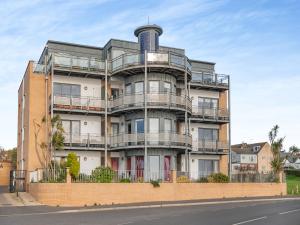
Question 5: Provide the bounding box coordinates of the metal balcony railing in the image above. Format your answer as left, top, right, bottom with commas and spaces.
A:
53, 95, 105, 112
111, 51, 192, 74
192, 107, 229, 121
110, 132, 192, 149
51, 53, 106, 73
32, 62, 45, 73
191, 72, 229, 88
64, 133, 105, 148
111, 92, 192, 112
192, 140, 229, 153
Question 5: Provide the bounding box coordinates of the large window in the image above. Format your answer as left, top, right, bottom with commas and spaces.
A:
149, 118, 159, 133
149, 81, 159, 93
198, 128, 218, 140
54, 83, 80, 97
111, 123, 119, 136
163, 82, 171, 93
134, 82, 144, 94
198, 97, 218, 109
135, 119, 144, 133
164, 119, 172, 132
198, 159, 219, 177
62, 120, 80, 135
125, 84, 132, 95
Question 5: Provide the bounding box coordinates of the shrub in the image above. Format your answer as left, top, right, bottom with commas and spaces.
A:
176, 175, 190, 183
66, 152, 80, 179
207, 173, 229, 183
91, 167, 115, 183
150, 180, 160, 187
197, 177, 208, 183
286, 170, 300, 177
120, 178, 131, 183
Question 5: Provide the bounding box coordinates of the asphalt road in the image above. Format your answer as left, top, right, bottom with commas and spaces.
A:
1, 198, 300, 225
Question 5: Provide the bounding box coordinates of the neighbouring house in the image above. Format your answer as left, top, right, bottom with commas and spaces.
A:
284, 158, 300, 170
17, 24, 230, 186
231, 142, 273, 174
0, 161, 12, 186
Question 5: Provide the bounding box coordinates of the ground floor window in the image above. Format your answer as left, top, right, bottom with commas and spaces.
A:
198, 159, 219, 177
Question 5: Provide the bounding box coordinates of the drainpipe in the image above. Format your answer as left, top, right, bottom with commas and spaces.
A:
105, 59, 108, 167
44, 49, 48, 169
144, 50, 148, 181
184, 57, 188, 173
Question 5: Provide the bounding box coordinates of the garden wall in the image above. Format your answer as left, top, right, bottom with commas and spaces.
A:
29, 182, 286, 206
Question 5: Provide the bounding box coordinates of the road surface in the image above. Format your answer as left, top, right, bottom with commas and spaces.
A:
1, 197, 300, 225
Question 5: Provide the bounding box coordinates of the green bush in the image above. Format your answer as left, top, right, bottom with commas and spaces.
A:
91, 167, 115, 183
286, 170, 300, 177
120, 178, 131, 183
150, 180, 160, 187
66, 152, 80, 179
197, 177, 208, 183
176, 175, 190, 183
207, 173, 229, 183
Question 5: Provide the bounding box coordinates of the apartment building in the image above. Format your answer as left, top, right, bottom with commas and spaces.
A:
231, 142, 273, 174
17, 24, 230, 181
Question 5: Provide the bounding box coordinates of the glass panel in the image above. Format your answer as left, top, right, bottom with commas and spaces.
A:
71, 85, 80, 97
212, 129, 218, 141
71, 121, 80, 135
149, 81, 159, 93
53, 83, 62, 96
125, 84, 132, 95
135, 119, 144, 133
62, 120, 70, 133
135, 82, 144, 94
149, 156, 160, 180
164, 119, 171, 132
198, 128, 218, 140
149, 118, 159, 133
211, 99, 218, 109
164, 82, 171, 93
62, 84, 71, 96
126, 121, 132, 134
112, 123, 119, 135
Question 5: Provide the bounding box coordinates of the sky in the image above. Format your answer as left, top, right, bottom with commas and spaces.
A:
0, 0, 299, 150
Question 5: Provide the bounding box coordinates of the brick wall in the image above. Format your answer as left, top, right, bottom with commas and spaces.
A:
29, 182, 286, 206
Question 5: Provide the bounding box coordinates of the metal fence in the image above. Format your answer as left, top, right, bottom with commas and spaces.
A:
30, 168, 67, 183
231, 172, 283, 183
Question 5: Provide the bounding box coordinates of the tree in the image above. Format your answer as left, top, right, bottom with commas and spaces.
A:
289, 145, 300, 160
66, 152, 80, 179
268, 125, 285, 179
7, 147, 17, 168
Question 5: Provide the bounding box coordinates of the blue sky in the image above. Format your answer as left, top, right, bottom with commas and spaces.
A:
0, 0, 299, 150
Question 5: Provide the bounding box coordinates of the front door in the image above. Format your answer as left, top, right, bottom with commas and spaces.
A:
136, 156, 144, 178
149, 156, 160, 180
164, 156, 171, 181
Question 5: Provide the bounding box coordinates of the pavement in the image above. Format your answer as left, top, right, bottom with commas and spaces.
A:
0, 196, 300, 225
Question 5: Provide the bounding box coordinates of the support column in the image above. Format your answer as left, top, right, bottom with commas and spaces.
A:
104, 59, 108, 167
228, 76, 232, 181
184, 57, 188, 173
144, 50, 148, 181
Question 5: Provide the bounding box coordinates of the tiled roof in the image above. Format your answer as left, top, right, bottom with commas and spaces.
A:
231, 142, 268, 154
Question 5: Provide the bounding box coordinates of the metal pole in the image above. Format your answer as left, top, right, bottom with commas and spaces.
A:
105, 59, 108, 167
184, 57, 188, 173
45, 49, 49, 170
228, 76, 232, 181
144, 50, 148, 181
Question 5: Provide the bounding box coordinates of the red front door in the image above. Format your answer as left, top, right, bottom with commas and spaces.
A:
136, 156, 144, 178
127, 157, 131, 171
111, 158, 119, 171
164, 156, 171, 181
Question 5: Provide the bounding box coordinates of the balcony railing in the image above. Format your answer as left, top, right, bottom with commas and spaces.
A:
64, 133, 105, 148
191, 72, 229, 88
111, 51, 192, 74
192, 140, 229, 153
32, 62, 45, 73
110, 132, 192, 149
51, 53, 106, 73
192, 107, 229, 121
53, 95, 105, 113
111, 92, 192, 113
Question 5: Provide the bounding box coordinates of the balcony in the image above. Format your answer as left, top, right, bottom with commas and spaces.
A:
111, 92, 192, 114
191, 107, 229, 123
53, 95, 105, 114
50, 53, 106, 77
111, 52, 192, 80
192, 140, 229, 154
64, 133, 105, 150
191, 72, 229, 90
110, 132, 192, 150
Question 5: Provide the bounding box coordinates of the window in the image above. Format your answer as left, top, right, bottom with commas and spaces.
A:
198, 128, 218, 140
112, 123, 119, 135
149, 156, 160, 180
54, 83, 80, 97
149, 81, 159, 93
163, 82, 171, 93
149, 118, 159, 133
62, 120, 80, 135
198, 97, 218, 109
125, 84, 132, 95
164, 119, 172, 132
111, 88, 120, 99
135, 119, 144, 133
134, 82, 144, 94
198, 159, 219, 177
